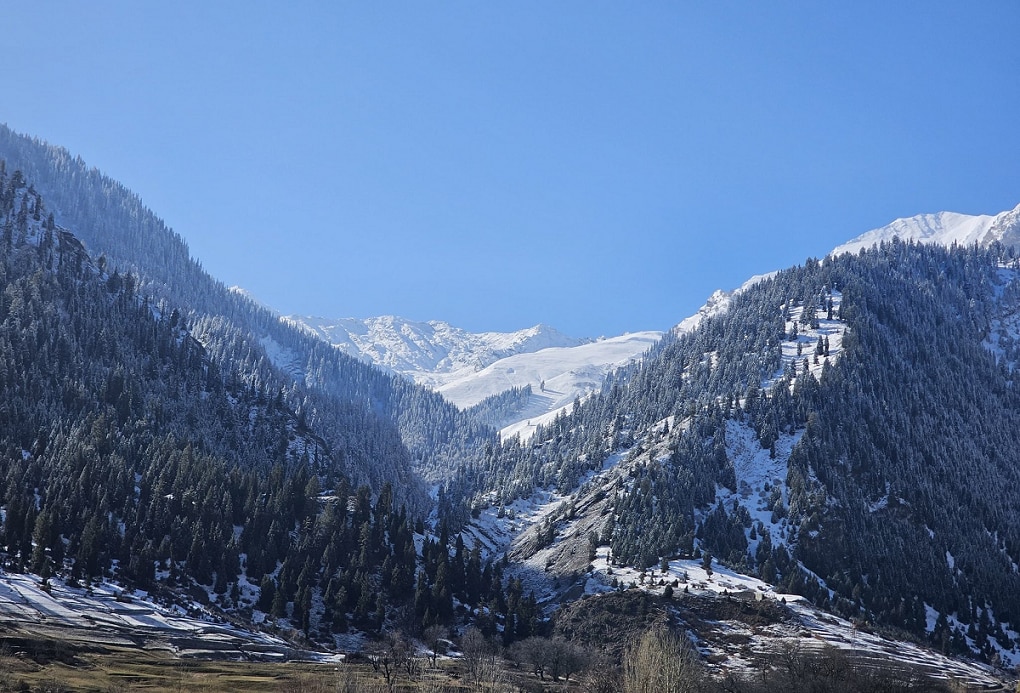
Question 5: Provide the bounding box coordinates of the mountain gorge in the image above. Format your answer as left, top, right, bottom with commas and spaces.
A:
2, 121, 1020, 689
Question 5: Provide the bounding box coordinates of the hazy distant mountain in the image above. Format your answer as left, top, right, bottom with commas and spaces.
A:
287, 314, 663, 437
286, 315, 586, 386
833, 202, 1020, 255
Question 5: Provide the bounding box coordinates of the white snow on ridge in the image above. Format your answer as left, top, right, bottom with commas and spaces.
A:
672, 272, 778, 338
285, 315, 586, 388
286, 313, 662, 440
832, 202, 1020, 256
834, 211, 996, 256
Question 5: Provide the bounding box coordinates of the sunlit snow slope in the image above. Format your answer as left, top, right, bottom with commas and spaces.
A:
440, 331, 662, 439
286, 315, 586, 388
287, 314, 663, 439
833, 202, 1020, 255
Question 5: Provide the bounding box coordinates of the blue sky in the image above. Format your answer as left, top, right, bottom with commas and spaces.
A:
4, 3, 1019, 336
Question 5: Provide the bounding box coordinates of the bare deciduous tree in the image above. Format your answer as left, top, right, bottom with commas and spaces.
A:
423, 624, 447, 668
460, 626, 493, 686
579, 651, 623, 693
623, 626, 701, 693
511, 636, 589, 682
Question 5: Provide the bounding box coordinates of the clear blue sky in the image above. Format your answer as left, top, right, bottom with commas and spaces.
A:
4, 2, 1019, 336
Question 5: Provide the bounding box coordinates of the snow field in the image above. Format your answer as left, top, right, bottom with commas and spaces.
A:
441, 332, 662, 440
285, 316, 587, 388
834, 211, 999, 256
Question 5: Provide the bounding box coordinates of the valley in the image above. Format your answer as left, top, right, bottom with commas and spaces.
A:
1, 124, 1020, 691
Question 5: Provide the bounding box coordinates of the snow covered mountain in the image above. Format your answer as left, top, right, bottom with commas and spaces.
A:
441, 331, 662, 439
285, 315, 586, 388
833, 202, 1020, 255
286, 314, 663, 438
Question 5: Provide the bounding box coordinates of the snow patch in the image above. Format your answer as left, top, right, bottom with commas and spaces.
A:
259, 335, 306, 380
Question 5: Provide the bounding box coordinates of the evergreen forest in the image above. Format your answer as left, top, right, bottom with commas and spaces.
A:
2, 119, 1020, 686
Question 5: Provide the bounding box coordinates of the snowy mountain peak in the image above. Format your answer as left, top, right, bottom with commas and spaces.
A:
285, 313, 662, 438
671, 272, 777, 337
986, 202, 1020, 246
284, 314, 588, 387
832, 202, 1020, 256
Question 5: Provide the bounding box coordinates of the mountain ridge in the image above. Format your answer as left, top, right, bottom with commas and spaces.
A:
833, 202, 1020, 256
0, 122, 493, 487
285, 314, 587, 388
2, 130, 1019, 685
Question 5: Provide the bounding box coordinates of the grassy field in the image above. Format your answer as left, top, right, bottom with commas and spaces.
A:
0, 643, 578, 693
1, 647, 330, 692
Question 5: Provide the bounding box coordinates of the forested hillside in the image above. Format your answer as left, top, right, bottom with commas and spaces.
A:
0, 166, 490, 645
0, 124, 494, 483
3, 134, 1018, 683
466, 239, 1020, 662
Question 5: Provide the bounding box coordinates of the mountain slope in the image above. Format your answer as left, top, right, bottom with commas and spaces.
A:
0, 124, 493, 485
0, 167, 531, 659
465, 239, 1020, 668
287, 315, 586, 387
442, 331, 662, 438
0, 169, 404, 635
